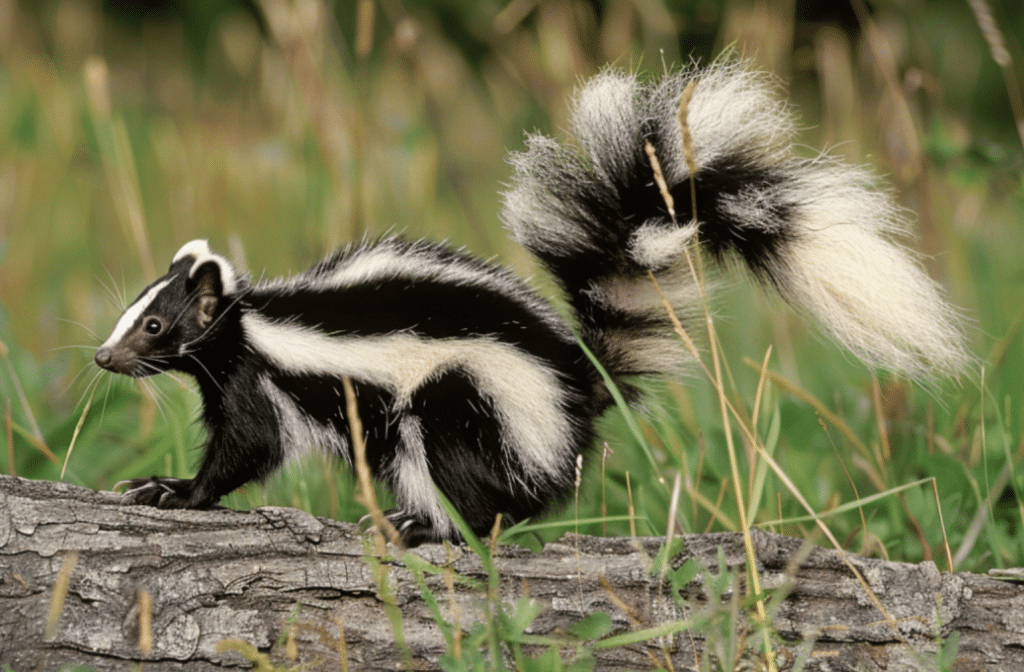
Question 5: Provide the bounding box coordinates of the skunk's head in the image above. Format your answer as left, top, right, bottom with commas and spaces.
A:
95, 240, 238, 378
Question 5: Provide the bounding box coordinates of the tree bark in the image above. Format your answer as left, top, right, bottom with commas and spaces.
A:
1, 474, 1022, 671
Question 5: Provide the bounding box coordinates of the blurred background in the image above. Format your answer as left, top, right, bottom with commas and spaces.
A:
1, 0, 1022, 569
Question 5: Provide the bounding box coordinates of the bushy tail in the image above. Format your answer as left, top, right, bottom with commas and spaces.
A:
502, 61, 969, 387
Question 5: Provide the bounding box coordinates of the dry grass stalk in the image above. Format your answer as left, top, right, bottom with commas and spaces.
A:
46, 552, 78, 640
137, 589, 153, 653
342, 375, 402, 550
967, 0, 1024, 151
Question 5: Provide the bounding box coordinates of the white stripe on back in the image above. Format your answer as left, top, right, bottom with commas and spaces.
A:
242, 313, 573, 480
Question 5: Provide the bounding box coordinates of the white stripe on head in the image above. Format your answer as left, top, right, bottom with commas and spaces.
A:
100, 278, 173, 349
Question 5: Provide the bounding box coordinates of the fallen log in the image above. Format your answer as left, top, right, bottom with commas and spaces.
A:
0, 474, 1022, 670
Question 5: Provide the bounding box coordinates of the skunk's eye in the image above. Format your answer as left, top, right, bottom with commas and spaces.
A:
143, 317, 163, 335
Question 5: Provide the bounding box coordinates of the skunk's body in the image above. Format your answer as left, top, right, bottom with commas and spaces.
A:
95, 63, 968, 546
96, 238, 596, 544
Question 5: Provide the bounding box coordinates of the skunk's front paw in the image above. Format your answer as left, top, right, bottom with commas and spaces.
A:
382, 509, 460, 548
116, 476, 196, 508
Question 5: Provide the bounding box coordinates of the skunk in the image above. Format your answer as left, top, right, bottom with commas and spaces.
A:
94, 62, 968, 546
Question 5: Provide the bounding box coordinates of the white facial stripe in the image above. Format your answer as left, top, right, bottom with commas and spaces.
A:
101, 278, 173, 349
242, 313, 573, 480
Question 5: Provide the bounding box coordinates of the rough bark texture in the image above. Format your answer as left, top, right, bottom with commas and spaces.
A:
1, 474, 1022, 671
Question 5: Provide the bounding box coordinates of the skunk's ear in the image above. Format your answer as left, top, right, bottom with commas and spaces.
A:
188, 260, 226, 331
173, 240, 238, 331
172, 239, 239, 295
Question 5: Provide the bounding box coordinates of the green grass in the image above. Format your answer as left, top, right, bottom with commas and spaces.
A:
1, 0, 1023, 666
2, 0, 1022, 564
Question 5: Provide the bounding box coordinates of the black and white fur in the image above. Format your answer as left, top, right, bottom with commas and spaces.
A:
95, 62, 968, 546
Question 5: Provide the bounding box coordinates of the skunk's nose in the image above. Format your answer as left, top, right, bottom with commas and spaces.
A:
94, 344, 148, 377
94, 346, 112, 370
95, 346, 132, 374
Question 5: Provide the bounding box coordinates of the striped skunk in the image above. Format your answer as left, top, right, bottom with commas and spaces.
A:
94, 62, 968, 546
